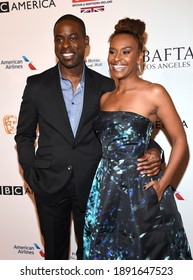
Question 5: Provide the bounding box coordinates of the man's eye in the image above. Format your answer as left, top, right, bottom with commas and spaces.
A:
70, 36, 78, 41
55, 38, 63, 43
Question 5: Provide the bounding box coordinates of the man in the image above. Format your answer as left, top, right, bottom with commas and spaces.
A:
15, 14, 162, 260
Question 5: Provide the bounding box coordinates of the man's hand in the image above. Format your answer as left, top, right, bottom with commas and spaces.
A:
137, 148, 162, 176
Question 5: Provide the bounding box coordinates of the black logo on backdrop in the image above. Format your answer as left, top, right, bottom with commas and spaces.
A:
143, 47, 193, 70
0, 186, 33, 195
0, 186, 23, 195
0, 0, 56, 13
0, 2, 9, 12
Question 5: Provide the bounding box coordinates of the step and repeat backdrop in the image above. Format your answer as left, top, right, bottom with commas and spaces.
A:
0, 0, 193, 260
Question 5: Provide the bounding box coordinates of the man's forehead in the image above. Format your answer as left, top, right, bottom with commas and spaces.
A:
54, 19, 84, 35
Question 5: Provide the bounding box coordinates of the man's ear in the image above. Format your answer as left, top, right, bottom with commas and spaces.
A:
85, 35, 90, 48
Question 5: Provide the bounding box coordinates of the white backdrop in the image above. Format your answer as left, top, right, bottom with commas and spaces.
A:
0, 0, 192, 260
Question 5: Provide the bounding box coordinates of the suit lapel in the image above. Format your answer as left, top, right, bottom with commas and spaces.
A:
48, 65, 74, 142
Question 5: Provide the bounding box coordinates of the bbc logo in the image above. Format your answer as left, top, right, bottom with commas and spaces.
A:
0, 186, 23, 195
0, 2, 9, 13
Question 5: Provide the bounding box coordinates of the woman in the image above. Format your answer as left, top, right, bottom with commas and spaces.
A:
83, 17, 192, 260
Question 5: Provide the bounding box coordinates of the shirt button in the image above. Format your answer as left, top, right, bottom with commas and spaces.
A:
67, 166, 72, 171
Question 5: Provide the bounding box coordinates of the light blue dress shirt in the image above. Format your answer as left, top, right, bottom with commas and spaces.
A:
59, 64, 85, 137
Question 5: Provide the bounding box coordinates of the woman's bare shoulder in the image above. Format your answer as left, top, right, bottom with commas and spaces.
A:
101, 91, 113, 100
143, 82, 169, 100
149, 82, 167, 92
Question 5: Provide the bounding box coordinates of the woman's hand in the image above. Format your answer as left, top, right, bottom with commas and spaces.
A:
143, 180, 165, 202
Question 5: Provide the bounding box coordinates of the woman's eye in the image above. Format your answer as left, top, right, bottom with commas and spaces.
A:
123, 51, 130, 55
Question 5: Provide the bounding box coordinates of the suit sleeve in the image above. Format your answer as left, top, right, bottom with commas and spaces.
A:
15, 77, 38, 171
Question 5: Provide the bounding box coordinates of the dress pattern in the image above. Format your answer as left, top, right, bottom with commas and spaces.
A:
83, 111, 192, 260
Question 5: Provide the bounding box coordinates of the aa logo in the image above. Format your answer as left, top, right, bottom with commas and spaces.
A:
22, 56, 36, 70
175, 192, 185, 200
34, 243, 45, 257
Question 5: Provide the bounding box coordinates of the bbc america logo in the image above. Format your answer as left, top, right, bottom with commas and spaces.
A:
0, 186, 34, 195
0, 186, 23, 195
0, 2, 9, 12
0, 1, 56, 12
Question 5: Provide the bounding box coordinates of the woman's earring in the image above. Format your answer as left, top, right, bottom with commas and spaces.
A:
137, 63, 143, 76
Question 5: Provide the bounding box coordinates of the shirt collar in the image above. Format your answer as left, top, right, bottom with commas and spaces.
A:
58, 63, 85, 88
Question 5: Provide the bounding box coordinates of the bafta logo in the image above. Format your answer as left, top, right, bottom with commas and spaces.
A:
3, 115, 17, 134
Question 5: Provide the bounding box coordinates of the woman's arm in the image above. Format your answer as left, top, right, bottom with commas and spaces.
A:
144, 84, 187, 201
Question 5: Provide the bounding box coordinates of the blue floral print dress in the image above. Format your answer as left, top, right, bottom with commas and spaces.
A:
83, 111, 192, 260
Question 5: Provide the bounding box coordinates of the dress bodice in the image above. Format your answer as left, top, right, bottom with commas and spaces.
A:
93, 111, 153, 160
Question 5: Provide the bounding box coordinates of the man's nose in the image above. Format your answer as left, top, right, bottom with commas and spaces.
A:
62, 38, 71, 48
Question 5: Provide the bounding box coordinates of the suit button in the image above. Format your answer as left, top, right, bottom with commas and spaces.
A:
67, 166, 72, 171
